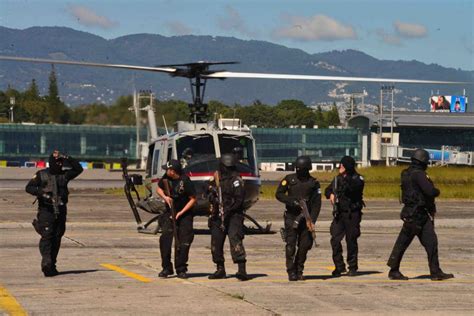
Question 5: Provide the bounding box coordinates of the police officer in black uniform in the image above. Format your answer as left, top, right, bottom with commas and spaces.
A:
156, 159, 197, 279
208, 153, 249, 281
324, 156, 364, 277
387, 149, 454, 281
276, 156, 321, 281
26, 150, 83, 277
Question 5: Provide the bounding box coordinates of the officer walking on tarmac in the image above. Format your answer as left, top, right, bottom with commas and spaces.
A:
208, 153, 249, 281
276, 156, 321, 281
387, 149, 454, 281
156, 159, 197, 279
324, 156, 365, 277
26, 150, 83, 277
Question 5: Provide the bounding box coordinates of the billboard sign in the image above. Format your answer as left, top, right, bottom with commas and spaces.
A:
430, 95, 467, 113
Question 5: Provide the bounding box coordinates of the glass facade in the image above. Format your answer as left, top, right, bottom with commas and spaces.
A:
251, 128, 362, 162
0, 123, 147, 161
0, 124, 362, 163
398, 127, 474, 151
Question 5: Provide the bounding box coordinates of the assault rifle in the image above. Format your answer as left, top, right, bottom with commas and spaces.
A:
213, 171, 226, 231
298, 199, 318, 247
162, 179, 180, 252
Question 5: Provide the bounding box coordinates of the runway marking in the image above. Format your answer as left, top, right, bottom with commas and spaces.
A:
0, 285, 27, 316
101, 264, 151, 283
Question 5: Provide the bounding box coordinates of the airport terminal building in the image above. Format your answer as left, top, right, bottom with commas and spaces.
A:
0, 110, 473, 168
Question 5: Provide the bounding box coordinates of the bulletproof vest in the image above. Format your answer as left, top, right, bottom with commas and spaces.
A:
285, 174, 318, 212
400, 167, 424, 207
335, 173, 364, 211
220, 172, 244, 211
39, 170, 69, 205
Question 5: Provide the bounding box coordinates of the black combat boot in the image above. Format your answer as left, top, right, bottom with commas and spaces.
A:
332, 267, 347, 277
288, 272, 298, 281
431, 271, 454, 281
296, 272, 305, 281
388, 269, 409, 280
208, 264, 226, 279
158, 268, 174, 278
236, 262, 250, 281
347, 269, 358, 277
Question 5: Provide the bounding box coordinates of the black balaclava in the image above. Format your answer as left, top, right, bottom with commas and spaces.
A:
411, 158, 428, 171
48, 154, 63, 175
340, 156, 356, 174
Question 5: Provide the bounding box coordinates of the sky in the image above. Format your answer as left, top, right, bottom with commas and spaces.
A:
1, 0, 473, 70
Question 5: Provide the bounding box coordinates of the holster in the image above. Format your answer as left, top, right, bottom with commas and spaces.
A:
279, 227, 287, 242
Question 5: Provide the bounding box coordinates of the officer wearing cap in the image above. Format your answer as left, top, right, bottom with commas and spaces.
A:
156, 159, 197, 279
208, 153, 249, 281
324, 156, 365, 277
387, 149, 454, 281
25, 150, 83, 277
276, 156, 321, 281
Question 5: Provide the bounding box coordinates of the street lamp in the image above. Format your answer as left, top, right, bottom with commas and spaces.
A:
9, 96, 15, 123
380, 85, 395, 165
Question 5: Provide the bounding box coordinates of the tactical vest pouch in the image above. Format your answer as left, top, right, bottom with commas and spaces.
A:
32, 219, 41, 235
400, 205, 417, 221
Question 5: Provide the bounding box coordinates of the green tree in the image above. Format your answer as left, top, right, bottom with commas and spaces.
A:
47, 66, 69, 123
325, 103, 341, 126
315, 105, 327, 128
24, 79, 40, 101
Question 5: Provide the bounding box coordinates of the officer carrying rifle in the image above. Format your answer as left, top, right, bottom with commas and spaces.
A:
325, 156, 365, 277
276, 156, 321, 281
26, 150, 83, 277
208, 154, 249, 281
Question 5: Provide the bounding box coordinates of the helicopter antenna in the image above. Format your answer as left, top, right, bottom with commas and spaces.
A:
162, 115, 169, 134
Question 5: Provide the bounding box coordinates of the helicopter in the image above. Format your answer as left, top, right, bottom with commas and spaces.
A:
0, 55, 469, 234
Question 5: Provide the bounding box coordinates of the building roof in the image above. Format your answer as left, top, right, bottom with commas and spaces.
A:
349, 111, 474, 129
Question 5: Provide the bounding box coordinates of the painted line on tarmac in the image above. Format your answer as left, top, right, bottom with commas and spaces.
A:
101, 264, 152, 283
0, 285, 27, 316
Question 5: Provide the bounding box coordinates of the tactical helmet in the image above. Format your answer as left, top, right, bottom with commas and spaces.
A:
411, 149, 430, 164
340, 156, 356, 171
220, 153, 237, 167
295, 156, 312, 171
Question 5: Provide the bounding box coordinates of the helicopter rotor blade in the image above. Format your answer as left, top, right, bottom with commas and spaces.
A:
0, 55, 177, 74
205, 71, 471, 85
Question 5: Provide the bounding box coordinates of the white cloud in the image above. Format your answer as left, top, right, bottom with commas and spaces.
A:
376, 29, 402, 46
68, 5, 118, 29
165, 21, 194, 36
217, 5, 256, 37
394, 21, 427, 38
274, 14, 357, 41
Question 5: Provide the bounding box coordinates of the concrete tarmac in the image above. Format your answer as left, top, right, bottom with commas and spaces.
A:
0, 184, 473, 315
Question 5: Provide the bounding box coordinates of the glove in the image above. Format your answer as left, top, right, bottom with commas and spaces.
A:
59, 152, 69, 160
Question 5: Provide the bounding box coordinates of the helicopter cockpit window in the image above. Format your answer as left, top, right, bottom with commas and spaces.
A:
176, 134, 217, 173
218, 134, 256, 174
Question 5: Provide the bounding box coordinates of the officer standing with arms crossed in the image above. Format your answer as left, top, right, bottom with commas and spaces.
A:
208, 153, 249, 281
276, 156, 321, 281
26, 150, 83, 277
156, 159, 197, 279
387, 149, 454, 281
325, 156, 364, 277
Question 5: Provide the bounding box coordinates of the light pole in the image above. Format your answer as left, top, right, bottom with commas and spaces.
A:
9, 96, 15, 123
380, 85, 395, 165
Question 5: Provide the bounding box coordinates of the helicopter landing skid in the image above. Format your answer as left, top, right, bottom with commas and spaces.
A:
243, 213, 273, 234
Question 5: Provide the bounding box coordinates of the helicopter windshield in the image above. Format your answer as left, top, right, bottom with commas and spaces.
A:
176, 134, 218, 174
218, 134, 256, 174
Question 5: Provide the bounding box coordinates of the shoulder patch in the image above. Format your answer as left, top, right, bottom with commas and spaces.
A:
233, 180, 241, 187
426, 175, 430, 179
281, 180, 287, 186
32, 174, 37, 179
317, 188, 321, 194
359, 175, 364, 181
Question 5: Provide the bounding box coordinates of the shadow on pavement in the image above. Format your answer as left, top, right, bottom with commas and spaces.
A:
349, 270, 382, 276
58, 269, 99, 275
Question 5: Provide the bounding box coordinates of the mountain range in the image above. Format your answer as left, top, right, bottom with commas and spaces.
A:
0, 26, 472, 110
